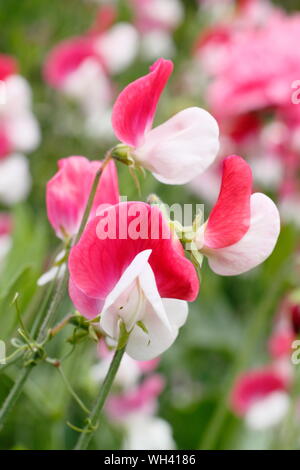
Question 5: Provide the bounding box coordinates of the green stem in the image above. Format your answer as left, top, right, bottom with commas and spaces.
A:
36, 266, 69, 343
74, 153, 111, 246
0, 365, 34, 429
74, 346, 126, 450
57, 366, 90, 415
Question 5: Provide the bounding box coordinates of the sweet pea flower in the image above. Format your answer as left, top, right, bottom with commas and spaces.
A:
231, 367, 290, 430
69, 202, 199, 360
46, 156, 119, 240
194, 155, 280, 275
112, 58, 219, 185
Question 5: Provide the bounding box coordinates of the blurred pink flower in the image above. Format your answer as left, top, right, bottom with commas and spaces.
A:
130, 0, 183, 33
46, 156, 119, 239
231, 367, 290, 429
0, 53, 18, 81
106, 374, 165, 421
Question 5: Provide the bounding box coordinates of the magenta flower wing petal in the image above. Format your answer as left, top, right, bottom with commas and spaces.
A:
69, 278, 104, 319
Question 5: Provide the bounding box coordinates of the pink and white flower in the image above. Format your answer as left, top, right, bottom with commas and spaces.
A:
194, 155, 280, 275
69, 202, 199, 360
46, 156, 119, 240
231, 367, 290, 430
112, 58, 219, 185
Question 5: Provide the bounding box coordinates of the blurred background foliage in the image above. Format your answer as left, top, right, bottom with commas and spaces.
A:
0, 0, 299, 450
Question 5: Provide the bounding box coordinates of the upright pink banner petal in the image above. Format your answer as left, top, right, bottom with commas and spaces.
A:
111, 58, 173, 147
204, 155, 252, 249
46, 156, 119, 239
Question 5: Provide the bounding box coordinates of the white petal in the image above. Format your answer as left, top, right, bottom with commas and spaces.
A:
100, 250, 188, 360
7, 112, 40, 153
206, 193, 280, 276
4, 75, 32, 113
123, 415, 176, 450
136, 107, 219, 185
95, 23, 138, 74
245, 391, 289, 430
100, 250, 152, 338
63, 58, 112, 113
138, 0, 183, 31
0, 154, 31, 205
162, 298, 188, 330
141, 31, 175, 61
37, 263, 66, 287
126, 294, 188, 361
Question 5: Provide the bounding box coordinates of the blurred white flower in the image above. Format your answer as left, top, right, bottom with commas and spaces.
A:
123, 415, 176, 450
0, 153, 31, 205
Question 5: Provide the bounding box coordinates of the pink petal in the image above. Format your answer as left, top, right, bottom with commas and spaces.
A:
69, 278, 104, 319
268, 330, 295, 359
69, 202, 199, 302
0, 212, 13, 236
46, 156, 119, 239
111, 58, 173, 147
43, 36, 101, 88
0, 54, 18, 81
106, 374, 164, 420
205, 193, 280, 276
204, 155, 252, 249
138, 358, 160, 373
231, 367, 288, 416
0, 127, 12, 159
